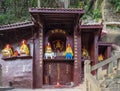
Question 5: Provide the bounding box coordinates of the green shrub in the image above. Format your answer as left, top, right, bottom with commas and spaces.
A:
109, 0, 120, 12
92, 9, 102, 20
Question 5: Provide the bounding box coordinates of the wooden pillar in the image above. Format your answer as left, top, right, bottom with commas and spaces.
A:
33, 27, 43, 88
94, 33, 99, 65
91, 32, 99, 75
39, 27, 43, 87
0, 65, 2, 86
73, 25, 81, 86
117, 58, 120, 71
106, 46, 111, 58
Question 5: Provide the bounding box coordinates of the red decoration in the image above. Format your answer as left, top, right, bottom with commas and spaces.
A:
55, 82, 61, 88
13, 50, 19, 56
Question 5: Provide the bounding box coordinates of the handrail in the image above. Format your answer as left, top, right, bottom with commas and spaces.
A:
86, 73, 101, 91
84, 53, 120, 91
92, 54, 120, 71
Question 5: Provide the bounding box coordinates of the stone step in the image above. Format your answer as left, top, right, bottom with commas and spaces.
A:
0, 86, 13, 91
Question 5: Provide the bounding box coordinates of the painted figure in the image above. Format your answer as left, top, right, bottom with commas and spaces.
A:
13, 50, 19, 57
20, 39, 30, 56
64, 43, 73, 59
82, 47, 89, 59
98, 54, 104, 61
45, 42, 55, 59
2, 44, 13, 57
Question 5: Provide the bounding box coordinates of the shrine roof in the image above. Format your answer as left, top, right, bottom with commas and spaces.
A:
0, 21, 34, 31
98, 42, 113, 46
29, 8, 85, 30
79, 24, 103, 40
80, 24, 103, 30
29, 7, 85, 13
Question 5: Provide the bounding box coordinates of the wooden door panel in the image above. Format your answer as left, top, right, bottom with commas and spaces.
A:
43, 61, 73, 85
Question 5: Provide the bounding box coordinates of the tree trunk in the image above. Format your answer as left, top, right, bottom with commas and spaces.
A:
64, 0, 70, 9
38, 0, 41, 7
94, 0, 98, 10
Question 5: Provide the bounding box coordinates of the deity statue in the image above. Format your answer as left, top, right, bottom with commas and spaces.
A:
45, 42, 52, 53
64, 43, 73, 59
2, 44, 13, 57
20, 39, 30, 56
98, 54, 104, 62
45, 42, 55, 59
82, 47, 89, 59
56, 40, 61, 50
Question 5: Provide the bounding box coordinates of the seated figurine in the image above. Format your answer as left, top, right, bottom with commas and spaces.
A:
2, 44, 13, 57
82, 47, 89, 59
64, 43, 73, 59
44, 42, 55, 59
98, 54, 104, 62
20, 39, 30, 56
13, 50, 19, 57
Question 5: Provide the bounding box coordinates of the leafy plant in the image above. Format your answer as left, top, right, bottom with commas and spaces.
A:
92, 9, 102, 20
109, 0, 120, 12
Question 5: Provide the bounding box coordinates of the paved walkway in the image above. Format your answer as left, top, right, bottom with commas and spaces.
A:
6, 88, 83, 91
6, 84, 86, 91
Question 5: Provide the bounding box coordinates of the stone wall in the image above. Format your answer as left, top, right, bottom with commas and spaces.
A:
102, 26, 120, 46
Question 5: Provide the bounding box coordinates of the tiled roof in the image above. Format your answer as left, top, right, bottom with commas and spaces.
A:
29, 7, 85, 14
80, 24, 103, 29
0, 21, 34, 31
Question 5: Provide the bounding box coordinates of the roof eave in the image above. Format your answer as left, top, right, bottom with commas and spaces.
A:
29, 8, 85, 14
0, 21, 34, 31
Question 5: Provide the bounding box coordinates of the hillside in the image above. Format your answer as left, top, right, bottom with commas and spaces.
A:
0, 0, 120, 24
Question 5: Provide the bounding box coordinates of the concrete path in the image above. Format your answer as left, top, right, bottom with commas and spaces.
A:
6, 84, 86, 91
6, 88, 83, 91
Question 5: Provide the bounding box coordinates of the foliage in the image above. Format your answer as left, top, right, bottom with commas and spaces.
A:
0, 0, 34, 25
92, 9, 102, 20
109, 0, 120, 12
0, 0, 116, 25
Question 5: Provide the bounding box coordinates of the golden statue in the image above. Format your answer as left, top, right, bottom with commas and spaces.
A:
45, 42, 53, 53
64, 43, 73, 59
20, 39, 30, 56
82, 47, 89, 59
98, 54, 104, 61
2, 44, 13, 57
45, 42, 55, 59
56, 41, 61, 49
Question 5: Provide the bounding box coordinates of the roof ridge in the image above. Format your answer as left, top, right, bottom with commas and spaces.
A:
30, 7, 83, 10
0, 21, 34, 31
0, 21, 33, 29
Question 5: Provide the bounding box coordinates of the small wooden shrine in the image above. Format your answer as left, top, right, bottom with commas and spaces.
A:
0, 8, 112, 88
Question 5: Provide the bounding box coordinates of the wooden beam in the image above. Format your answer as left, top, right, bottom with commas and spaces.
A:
42, 13, 75, 17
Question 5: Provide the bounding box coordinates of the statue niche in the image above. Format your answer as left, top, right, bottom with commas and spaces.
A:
53, 40, 64, 57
